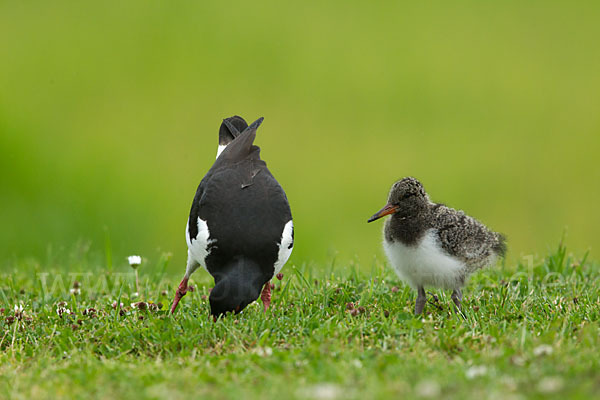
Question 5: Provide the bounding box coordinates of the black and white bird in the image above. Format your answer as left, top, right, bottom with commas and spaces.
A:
368, 177, 505, 315
170, 116, 294, 318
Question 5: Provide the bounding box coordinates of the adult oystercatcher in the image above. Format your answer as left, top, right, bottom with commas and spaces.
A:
368, 177, 505, 315
170, 116, 294, 318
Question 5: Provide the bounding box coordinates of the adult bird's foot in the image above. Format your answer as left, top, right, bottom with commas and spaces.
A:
260, 281, 272, 312
414, 286, 426, 315
451, 288, 462, 313
170, 277, 189, 314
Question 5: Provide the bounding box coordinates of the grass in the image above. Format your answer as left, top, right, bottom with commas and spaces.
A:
1, 242, 599, 399
2, 0, 600, 265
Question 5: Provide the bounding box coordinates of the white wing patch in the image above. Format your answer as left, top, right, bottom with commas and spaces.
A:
383, 229, 465, 290
273, 220, 294, 275
216, 144, 227, 159
185, 217, 213, 276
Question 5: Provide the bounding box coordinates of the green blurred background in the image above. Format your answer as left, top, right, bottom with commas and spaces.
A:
1, 1, 599, 272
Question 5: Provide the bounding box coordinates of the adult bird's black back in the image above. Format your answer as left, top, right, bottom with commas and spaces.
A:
171, 116, 294, 319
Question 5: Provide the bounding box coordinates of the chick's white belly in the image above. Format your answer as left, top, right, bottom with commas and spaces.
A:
383, 230, 465, 290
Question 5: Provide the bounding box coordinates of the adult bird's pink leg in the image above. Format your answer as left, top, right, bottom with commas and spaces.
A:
170, 277, 189, 314
260, 281, 272, 312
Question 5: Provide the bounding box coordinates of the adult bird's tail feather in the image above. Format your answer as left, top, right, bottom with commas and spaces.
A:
216, 117, 265, 163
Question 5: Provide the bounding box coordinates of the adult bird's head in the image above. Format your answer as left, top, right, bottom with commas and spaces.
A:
368, 177, 430, 222
209, 258, 266, 319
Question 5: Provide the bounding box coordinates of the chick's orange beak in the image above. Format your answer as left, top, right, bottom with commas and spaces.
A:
367, 204, 399, 223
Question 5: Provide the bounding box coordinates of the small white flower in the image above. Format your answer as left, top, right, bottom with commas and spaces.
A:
415, 380, 441, 398
302, 384, 342, 400
56, 306, 70, 316
465, 365, 488, 379
130, 301, 148, 310
510, 355, 526, 366
128, 255, 142, 268
131, 292, 139, 298
537, 376, 564, 393
500, 376, 518, 391
253, 347, 273, 357
14, 304, 24, 313
69, 288, 81, 295
533, 344, 553, 357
